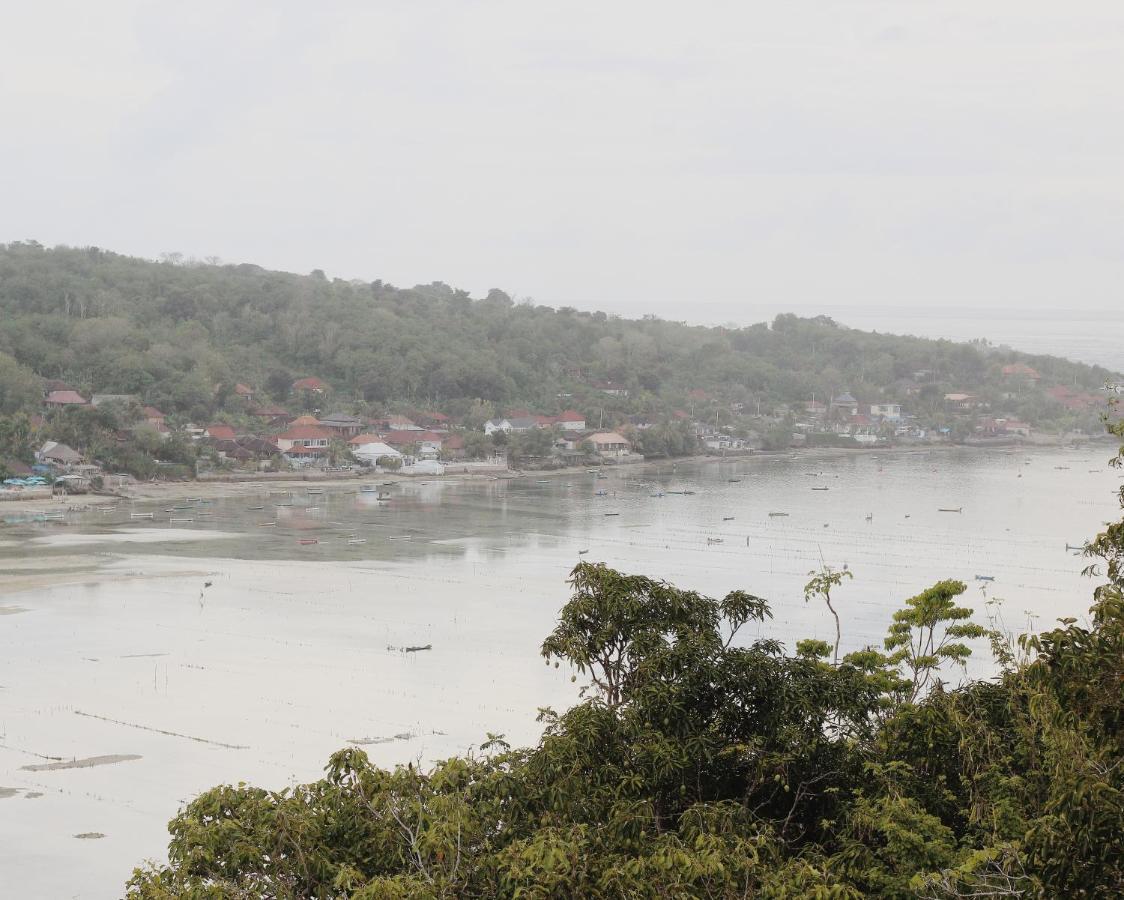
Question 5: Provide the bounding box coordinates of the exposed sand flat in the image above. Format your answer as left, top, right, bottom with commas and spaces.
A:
0, 605, 28, 616
21, 754, 142, 772
30, 529, 242, 547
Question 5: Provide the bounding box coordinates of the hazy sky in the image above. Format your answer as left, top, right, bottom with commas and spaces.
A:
3, 2, 1124, 322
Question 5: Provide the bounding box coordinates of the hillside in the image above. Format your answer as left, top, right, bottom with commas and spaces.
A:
0, 241, 1118, 478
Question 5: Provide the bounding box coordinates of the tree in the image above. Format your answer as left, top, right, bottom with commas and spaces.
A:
804, 564, 853, 665
883, 579, 987, 702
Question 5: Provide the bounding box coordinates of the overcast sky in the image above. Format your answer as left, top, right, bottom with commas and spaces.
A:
3, 1, 1124, 324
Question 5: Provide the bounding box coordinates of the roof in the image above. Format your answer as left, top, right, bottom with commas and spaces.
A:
556, 410, 585, 421
251, 405, 289, 417
39, 441, 82, 462
381, 430, 443, 446
833, 392, 857, 404
385, 415, 417, 426
945, 393, 975, 401
291, 414, 321, 426
349, 440, 401, 457
277, 424, 332, 440
205, 424, 237, 440
319, 413, 363, 426
1002, 363, 1039, 377
292, 376, 328, 391
507, 416, 540, 429
2, 458, 33, 476
234, 383, 254, 394
45, 390, 87, 405
589, 431, 629, 445
417, 411, 450, 422
143, 405, 165, 419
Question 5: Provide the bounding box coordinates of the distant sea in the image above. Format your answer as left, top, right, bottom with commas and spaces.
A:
821, 305, 1123, 374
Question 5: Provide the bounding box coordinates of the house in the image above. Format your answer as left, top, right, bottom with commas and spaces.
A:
292, 376, 328, 394
441, 433, 466, 459
1045, 385, 1100, 411
36, 441, 83, 467
348, 435, 403, 466
868, 403, 902, 422
830, 392, 859, 416
1003, 419, 1031, 437
944, 393, 979, 410
318, 412, 365, 438
44, 390, 87, 408
592, 381, 630, 397
381, 430, 444, 451
484, 418, 512, 435
233, 383, 255, 402
204, 424, 237, 441
273, 424, 332, 455
804, 400, 827, 418
385, 415, 422, 431
507, 416, 540, 432
415, 411, 451, 429
554, 410, 586, 431
703, 434, 752, 452
588, 431, 631, 458
143, 406, 166, 426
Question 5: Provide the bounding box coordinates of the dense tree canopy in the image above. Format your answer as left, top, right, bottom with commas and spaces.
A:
0, 242, 1115, 434
127, 418, 1124, 898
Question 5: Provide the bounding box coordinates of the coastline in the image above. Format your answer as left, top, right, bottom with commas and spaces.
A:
2, 436, 1107, 515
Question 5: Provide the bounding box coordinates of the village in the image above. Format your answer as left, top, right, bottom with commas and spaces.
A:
1, 360, 1113, 502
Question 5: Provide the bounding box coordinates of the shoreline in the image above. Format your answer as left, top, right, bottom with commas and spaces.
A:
2, 437, 1108, 515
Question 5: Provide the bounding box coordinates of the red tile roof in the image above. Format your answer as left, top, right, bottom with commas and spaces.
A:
205, 424, 237, 440
277, 424, 332, 440
45, 390, 87, 405
292, 376, 328, 391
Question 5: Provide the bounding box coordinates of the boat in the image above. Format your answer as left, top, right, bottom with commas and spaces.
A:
307, 489, 325, 495
768, 512, 788, 517
360, 485, 379, 493
578, 549, 589, 555
347, 538, 367, 545
298, 538, 319, 545
727, 478, 742, 483
707, 537, 723, 544
595, 489, 608, 496
129, 512, 154, 519
185, 497, 201, 502
974, 575, 995, 582
811, 486, 829, 491
247, 505, 264, 510
938, 507, 963, 513
723, 516, 735, 521
306, 506, 319, 511
169, 517, 194, 523
404, 644, 432, 653
257, 521, 277, 527
42, 513, 64, 520
536, 479, 550, 483
604, 512, 620, 516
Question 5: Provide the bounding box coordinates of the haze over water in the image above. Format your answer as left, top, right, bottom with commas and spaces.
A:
0, 445, 1120, 897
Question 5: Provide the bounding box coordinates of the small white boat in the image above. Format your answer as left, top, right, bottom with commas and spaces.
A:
257, 521, 277, 527
347, 538, 367, 545
169, 517, 194, 523
130, 512, 154, 519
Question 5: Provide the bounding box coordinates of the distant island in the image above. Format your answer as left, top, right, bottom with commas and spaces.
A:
0, 241, 1119, 489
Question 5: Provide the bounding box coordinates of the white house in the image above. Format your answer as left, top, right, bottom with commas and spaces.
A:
588, 431, 632, 458
348, 435, 403, 466
868, 403, 902, 421
484, 418, 512, 435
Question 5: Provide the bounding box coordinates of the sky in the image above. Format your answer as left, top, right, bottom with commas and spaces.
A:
3, 1, 1124, 326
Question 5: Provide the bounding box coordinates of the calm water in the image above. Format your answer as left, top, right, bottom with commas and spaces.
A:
1, 446, 1120, 898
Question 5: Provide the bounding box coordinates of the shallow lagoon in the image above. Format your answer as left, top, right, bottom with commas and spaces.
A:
0, 446, 1120, 898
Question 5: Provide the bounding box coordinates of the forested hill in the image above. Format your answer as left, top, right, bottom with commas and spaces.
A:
0, 241, 1116, 428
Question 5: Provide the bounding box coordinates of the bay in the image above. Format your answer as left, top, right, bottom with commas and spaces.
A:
0, 444, 1120, 898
